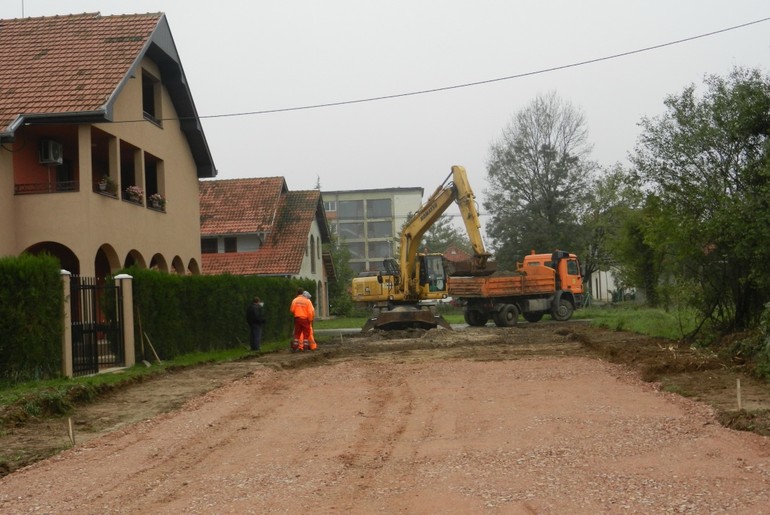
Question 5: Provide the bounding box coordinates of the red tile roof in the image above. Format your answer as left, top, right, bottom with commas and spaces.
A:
443, 243, 472, 262
200, 178, 328, 276
0, 12, 162, 133
200, 177, 288, 234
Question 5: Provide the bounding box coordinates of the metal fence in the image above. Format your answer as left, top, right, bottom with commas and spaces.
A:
70, 275, 124, 377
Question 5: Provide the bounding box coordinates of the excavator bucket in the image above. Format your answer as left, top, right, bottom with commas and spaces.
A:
361, 308, 452, 332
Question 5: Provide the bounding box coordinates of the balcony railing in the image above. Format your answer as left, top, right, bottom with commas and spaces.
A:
15, 181, 167, 213
14, 181, 79, 194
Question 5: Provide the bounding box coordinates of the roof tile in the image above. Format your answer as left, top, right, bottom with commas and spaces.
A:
0, 12, 162, 132
200, 178, 323, 276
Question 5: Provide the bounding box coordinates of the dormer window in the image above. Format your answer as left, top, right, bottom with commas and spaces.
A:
142, 71, 162, 125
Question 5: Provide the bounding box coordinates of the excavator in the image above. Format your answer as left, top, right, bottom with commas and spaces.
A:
351, 165, 493, 331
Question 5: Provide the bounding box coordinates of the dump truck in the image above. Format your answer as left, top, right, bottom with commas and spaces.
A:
449, 250, 585, 326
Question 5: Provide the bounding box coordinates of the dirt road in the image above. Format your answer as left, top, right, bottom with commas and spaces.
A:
2, 323, 770, 513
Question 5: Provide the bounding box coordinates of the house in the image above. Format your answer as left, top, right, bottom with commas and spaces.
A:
199, 178, 334, 318
442, 243, 472, 264
321, 187, 424, 274
0, 13, 216, 277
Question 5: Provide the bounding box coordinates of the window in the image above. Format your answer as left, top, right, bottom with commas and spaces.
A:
338, 200, 364, 220
347, 242, 365, 259
349, 261, 366, 274
567, 259, 580, 276
144, 152, 163, 199
339, 222, 364, 240
368, 260, 386, 272
366, 198, 392, 218
142, 72, 161, 125
368, 241, 392, 259
224, 237, 237, 253
119, 140, 139, 201
367, 221, 392, 239
323, 200, 337, 212
201, 238, 218, 254
310, 235, 316, 274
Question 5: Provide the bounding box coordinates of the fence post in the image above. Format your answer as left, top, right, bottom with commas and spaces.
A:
60, 269, 73, 378
115, 274, 135, 368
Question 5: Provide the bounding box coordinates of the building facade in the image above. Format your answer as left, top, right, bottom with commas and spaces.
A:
322, 187, 424, 274
0, 13, 215, 277
200, 178, 334, 318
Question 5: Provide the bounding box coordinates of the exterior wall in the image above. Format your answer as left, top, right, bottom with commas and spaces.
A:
204, 234, 262, 253
322, 187, 423, 274
297, 218, 329, 318
591, 268, 619, 303
0, 147, 16, 255
5, 56, 203, 276
236, 234, 262, 252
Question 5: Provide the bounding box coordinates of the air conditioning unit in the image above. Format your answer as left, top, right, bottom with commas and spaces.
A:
39, 139, 63, 165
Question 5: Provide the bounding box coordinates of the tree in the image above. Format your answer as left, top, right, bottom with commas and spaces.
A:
484, 92, 596, 269
632, 67, 770, 331
325, 234, 355, 316
607, 194, 665, 307
581, 164, 645, 297
420, 214, 472, 254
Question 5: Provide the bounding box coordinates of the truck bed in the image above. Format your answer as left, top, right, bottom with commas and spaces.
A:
448, 266, 556, 298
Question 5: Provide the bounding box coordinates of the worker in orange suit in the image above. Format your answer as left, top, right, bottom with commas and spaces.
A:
289, 287, 315, 351
302, 290, 318, 350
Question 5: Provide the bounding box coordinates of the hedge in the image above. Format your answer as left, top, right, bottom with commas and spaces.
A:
129, 268, 313, 360
0, 254, 64, 383
0, 256, 314, 383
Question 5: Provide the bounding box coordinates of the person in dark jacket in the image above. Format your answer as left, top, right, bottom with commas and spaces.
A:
246, 296, 266, 351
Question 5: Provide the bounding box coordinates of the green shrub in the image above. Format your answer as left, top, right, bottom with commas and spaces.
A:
0, 254, 63, 383
129, 268, 312, 361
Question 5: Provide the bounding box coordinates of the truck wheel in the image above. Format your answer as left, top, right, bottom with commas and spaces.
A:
551, 299, 574, 321
464, 309, 488, 327
494, 304, 519, 327
523, 312, 543, 323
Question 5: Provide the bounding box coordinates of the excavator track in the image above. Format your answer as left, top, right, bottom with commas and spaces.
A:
361, 308, 452, 332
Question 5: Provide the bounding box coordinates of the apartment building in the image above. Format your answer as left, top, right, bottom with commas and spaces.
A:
322, 187, 423, 274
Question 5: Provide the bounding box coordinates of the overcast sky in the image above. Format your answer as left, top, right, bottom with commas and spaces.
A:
3, 1, 769, 214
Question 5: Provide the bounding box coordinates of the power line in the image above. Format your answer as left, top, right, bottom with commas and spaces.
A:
196, 16, 770, 120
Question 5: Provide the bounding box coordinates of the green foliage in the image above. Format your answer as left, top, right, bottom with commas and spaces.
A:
606, 196, 666, 307
578, 305, 698, 341
0, 254, 64, 383
580, 165, 644, 290
130, 268, 312, 360
484, 91, 597, 269
421, 214, 472, 254
325, 235, 355, 316
632, 66, 770, 331
731, 302, 770, 381
0, 346, 259, 425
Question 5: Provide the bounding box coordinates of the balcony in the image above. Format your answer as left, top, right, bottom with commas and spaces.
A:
14, 180, 166, 213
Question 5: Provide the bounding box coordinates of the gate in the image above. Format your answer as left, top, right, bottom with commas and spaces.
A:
70, 275, 125, 377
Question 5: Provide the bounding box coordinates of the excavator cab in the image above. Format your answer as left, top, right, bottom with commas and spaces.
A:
420, 254, 448, 293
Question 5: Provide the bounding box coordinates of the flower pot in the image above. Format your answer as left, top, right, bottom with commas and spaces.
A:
98, 182, 107, 191
152, 200, 161, 208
